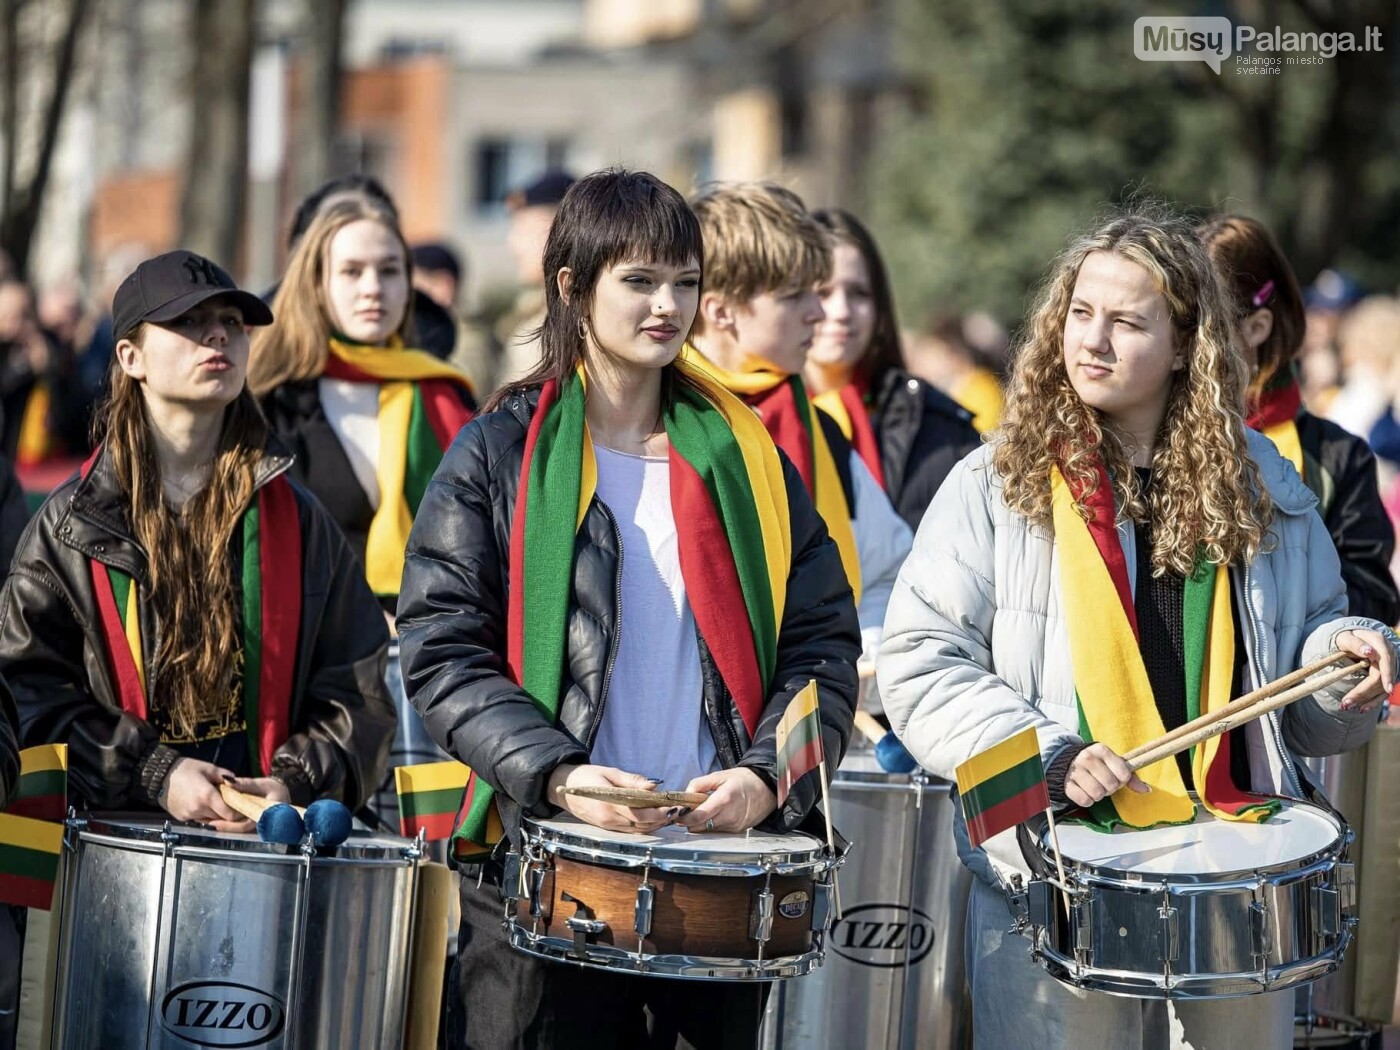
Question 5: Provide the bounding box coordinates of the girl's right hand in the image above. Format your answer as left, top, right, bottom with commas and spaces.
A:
545, 763, 673, 834
160, 758, 249, 832
1065, 743, 1150, 808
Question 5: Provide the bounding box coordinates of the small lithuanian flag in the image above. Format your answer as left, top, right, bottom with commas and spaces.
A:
0, 813, 63, 910
395, 760, 471, 841
776, 680, 824, 808
7, 743, 68, 822
954, 727, 1050, 848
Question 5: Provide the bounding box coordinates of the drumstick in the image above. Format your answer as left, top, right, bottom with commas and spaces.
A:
853, 710, 887, 746
857, 658, 876, 680
1123, 650, 1354, 762
559, 786, 710, 808
1127, 659, 1369, 772
219, 783, 306, 819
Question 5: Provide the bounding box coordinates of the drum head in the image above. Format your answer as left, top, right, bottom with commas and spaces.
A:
1046, 800, 1342, 879
74, 814, 416, 860
526, 815, 826, 873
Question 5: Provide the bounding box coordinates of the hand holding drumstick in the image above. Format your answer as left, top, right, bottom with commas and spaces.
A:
1065, 636, 1393, 808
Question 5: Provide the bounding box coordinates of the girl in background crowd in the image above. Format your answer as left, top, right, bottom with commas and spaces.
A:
250, 199, 475, 615
398, 168, 859, 1050
1199, 215, 1399, 625
802, 208, 981, 531
878, 208, 1397, 1050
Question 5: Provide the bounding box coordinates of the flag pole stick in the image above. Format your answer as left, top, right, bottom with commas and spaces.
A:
1043, 805, 1068, 892
817, 755, 842, 920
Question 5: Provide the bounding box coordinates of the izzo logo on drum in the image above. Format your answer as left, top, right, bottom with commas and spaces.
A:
829, 903, 935, 968
160, 981, 287, 1048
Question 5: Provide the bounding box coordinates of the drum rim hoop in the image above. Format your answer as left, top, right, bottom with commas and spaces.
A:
67, 814, 413, 860
522, 816, 831, 871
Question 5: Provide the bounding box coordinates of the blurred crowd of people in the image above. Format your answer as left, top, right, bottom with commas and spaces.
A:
6, 172, 1400, 574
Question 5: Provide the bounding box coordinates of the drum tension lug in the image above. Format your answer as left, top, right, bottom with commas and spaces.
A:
560, 891, 608, 958
502, 853, 522, 904
1157, 902, 1179, 965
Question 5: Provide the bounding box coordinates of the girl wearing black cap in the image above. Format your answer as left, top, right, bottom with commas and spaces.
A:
0, 250, 394, 826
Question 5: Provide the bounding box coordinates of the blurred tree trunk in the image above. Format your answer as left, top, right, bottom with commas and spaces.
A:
296, 0, 347, 197
0, 0, 92, 280
178, 0, 256, 267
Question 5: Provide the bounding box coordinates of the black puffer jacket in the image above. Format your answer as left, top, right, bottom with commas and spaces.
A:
0, 445, 396, 809
398, 390, 862, 835
868, 367, 982, 531
1295, 411, 1400, 625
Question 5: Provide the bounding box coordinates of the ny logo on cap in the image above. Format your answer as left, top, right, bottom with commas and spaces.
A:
182, 256, 220, 286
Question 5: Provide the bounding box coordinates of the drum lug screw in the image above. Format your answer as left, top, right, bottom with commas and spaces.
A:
1157, 903, 1179, 964
1249, 899, 1272, 959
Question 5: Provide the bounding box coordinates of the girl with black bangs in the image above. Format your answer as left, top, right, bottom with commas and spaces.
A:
398, 168, 860, 1049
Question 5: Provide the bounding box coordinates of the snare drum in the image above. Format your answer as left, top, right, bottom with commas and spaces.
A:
1018, 800, 1355, 999
505, 816, 838, 980
51, 815, 422, 1049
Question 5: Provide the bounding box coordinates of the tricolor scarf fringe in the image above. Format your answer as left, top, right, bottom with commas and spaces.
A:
680, 347, 861, 603
83, 451, 304, 774
1051, 462, 1279, 831
450, 361, 794, 858
1247, 374, 1304, 481
322, 337, 475, 596
812, 383, 886, 491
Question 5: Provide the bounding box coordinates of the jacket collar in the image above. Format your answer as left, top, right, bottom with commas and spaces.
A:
1244, 426, 1316, 517
59, 439, 296, 575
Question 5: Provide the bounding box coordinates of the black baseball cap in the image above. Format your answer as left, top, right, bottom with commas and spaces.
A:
506, 170, 576, 210
112, 250, 274, 340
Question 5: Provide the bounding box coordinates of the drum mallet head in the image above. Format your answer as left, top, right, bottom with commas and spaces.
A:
853, 709, 919, 773
304, 799, 353, 848
257, 804, 306, 845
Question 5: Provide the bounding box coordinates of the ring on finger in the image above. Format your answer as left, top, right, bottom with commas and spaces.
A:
704, 818, 715, 832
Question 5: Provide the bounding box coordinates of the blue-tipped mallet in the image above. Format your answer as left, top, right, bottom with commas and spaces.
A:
303, 798, 353, 848
219, 783, 306, 844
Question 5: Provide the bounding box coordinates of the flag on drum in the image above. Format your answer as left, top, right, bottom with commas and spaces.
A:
776, 680, 824, 808
955, 727, 1049, 848
396, 760, 471, 840
6, 743, 67, 821
0, 812, 62, 910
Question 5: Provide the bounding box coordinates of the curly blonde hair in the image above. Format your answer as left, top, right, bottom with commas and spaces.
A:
993, 206, 1272, 576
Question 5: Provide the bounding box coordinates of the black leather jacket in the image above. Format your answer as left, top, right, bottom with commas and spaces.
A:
0, 676, 17, 810
0, 444, 395, 809
398, 390, 861, 836
869, 367, 982, 531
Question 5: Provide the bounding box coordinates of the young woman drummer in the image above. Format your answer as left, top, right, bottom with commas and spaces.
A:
876, 208, 1398, 1050
802, 208, 981, 531
1198, 215, 1399, 625
0, 250, 394, 824
248, 198, 476, 619
397, 169, 860, 1050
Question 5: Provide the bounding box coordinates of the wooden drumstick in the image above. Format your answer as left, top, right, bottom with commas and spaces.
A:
1123, 650, 1354, 762
218, 783, 306, 820
857, 659, 876, 680
1128, 659, 1369, 772
853, 710, 887, 746
558, 786, 710, 808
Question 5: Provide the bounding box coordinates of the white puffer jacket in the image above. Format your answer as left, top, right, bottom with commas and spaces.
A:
877, 430, 1394, 888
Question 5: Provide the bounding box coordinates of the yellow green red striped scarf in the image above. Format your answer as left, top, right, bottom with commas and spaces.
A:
323, 337, 475, 596
1052, 463, 1278, 830
450, 361, 793, 857
680, 346, 861, 603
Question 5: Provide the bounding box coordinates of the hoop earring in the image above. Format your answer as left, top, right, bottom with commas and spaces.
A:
577, 319, 587, 341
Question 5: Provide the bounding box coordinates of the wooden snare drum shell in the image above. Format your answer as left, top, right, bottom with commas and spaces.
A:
516, 855, 816, 959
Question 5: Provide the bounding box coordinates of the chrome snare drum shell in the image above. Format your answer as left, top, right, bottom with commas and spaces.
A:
51, 815, 421, 1050
1024, 801, 1355, 1000
505, 817, 837, 981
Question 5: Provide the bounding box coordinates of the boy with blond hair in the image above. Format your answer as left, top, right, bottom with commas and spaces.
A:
684, 181, 911, 674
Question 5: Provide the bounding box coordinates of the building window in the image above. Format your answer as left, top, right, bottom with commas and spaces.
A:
472, 136, 574, 215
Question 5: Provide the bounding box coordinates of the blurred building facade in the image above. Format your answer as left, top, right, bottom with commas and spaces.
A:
29, 0, 907, 309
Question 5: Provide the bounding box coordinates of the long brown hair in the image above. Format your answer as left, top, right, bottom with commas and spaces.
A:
487, 168, 705, 412
994, 206, 1272, 576
811, 208, 905, 390
1197, 215, 1306, 402
98, 331, 271, 740
248, 197, 414, 395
